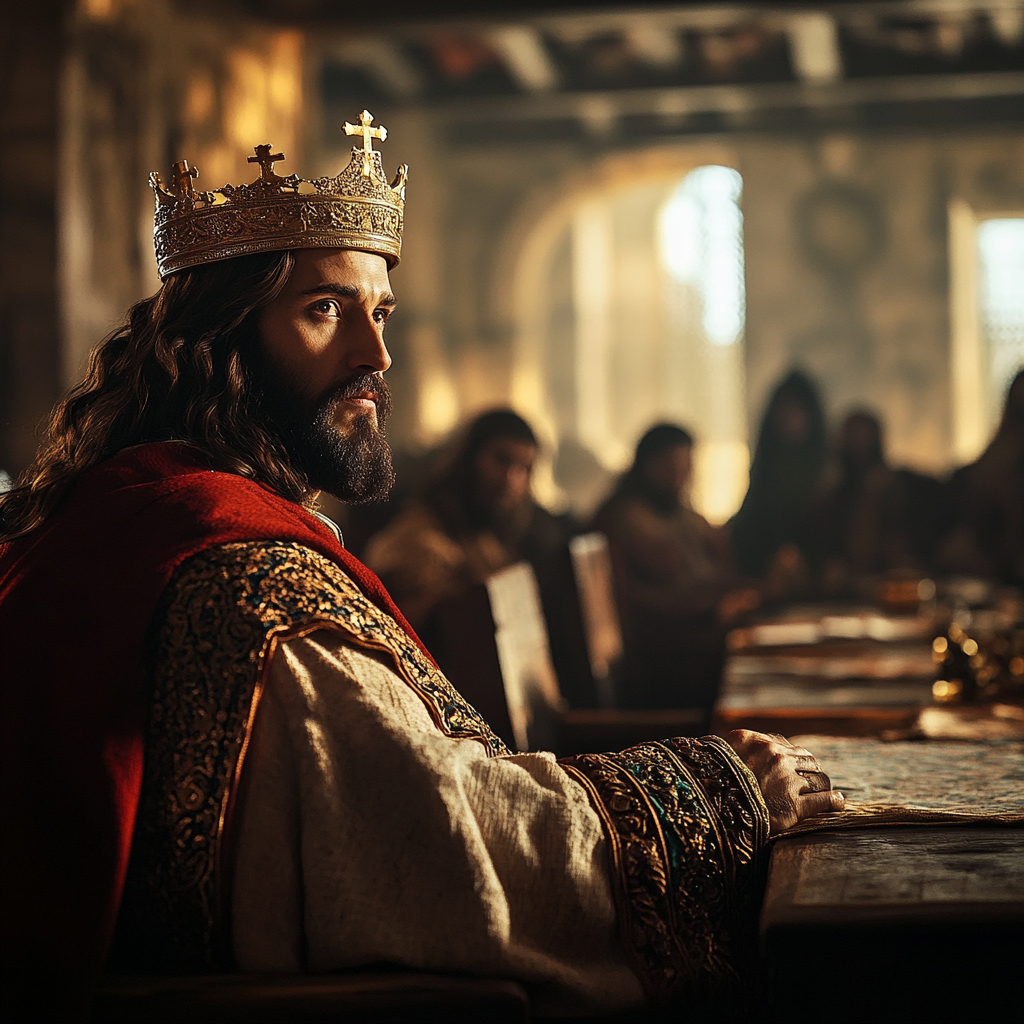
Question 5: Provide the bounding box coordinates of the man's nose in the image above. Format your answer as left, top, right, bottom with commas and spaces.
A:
345, 315, 392, 373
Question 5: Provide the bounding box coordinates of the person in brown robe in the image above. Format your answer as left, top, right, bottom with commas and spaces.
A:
593, 424, 759, 711
365, 409, 573, 630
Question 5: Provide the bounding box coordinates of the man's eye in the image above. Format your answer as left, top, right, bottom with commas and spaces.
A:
312, 300, 340, 317
373, 308, 391, 325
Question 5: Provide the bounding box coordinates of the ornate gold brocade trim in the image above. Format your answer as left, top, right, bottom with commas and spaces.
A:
560, 737, 769, 1003
111, 542, 508, 973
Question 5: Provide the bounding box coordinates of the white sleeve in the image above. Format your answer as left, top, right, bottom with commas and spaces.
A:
231, 630, 644, 1016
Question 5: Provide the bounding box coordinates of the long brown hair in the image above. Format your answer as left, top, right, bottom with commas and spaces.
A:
0, 250, 308, 542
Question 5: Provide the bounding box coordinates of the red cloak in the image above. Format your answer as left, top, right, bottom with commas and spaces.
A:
0, 442, 430, 1014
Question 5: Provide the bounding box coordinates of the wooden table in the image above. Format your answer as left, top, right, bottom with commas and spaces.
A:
758, 735, 1024, 1022
761, 827, 1023, 1022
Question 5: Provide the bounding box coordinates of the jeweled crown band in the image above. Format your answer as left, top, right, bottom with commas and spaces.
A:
154, 193, 402, 277
150, 111, 406, 279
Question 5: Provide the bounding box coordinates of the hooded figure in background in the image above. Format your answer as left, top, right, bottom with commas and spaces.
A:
814, 410, 950, 590
729, 370, 827, 588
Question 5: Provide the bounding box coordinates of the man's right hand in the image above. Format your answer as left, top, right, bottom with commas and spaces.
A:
724, 729, 845, 834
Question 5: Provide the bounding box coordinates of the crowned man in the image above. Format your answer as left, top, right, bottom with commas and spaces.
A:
0, 114, 843, 1019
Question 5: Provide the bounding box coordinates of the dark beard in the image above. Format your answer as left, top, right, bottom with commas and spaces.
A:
254, 363, 396, 504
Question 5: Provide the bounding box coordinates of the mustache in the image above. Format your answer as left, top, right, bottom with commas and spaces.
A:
319, 371, 393, 424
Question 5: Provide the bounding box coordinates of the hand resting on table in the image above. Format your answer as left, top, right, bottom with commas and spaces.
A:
725, 729, 845, 834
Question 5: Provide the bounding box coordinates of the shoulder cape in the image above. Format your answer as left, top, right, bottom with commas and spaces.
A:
0, 442, 429, 1004
110, 540, 508, 974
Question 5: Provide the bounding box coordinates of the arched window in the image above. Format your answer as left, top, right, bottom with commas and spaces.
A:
511, 159, 750, 522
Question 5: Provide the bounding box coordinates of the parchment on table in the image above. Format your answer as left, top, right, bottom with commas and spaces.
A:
780, 736, 1024, 835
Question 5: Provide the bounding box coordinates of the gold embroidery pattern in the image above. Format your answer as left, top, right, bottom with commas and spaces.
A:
560, 738, 769, 1002
113, 541, 507, 972
662, 735, 769, 880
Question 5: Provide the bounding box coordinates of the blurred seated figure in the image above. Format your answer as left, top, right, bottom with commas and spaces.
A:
365, 409, 573, 629
938, 369, 1024, 585
814, 410, 949, 592
729, 370, 826, 596
593, 424, 759, 711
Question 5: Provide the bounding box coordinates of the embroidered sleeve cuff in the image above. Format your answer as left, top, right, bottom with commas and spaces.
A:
559, 736, 770, 1002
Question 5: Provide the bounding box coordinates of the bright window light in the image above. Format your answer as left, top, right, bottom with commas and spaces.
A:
658, 165, 745, 347
978, 218, 1024, 410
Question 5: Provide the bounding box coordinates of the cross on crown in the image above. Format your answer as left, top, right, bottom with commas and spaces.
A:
343, 110, 387, 177
172, 159, 199, 196
247, 144, 285, 180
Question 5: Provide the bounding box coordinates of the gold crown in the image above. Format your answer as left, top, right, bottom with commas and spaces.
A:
150, 110, 407, 279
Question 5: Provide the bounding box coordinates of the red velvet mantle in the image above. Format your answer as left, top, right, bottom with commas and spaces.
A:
0, 442, 429, 1013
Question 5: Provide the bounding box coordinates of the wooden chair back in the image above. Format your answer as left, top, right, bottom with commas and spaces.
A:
428, 558, 705, 756
486, 562, 566, 752
568, 533, 623, 707
428, 562, 564, 752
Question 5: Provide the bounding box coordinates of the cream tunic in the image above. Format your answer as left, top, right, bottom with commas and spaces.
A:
231, 631, 644, 1016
